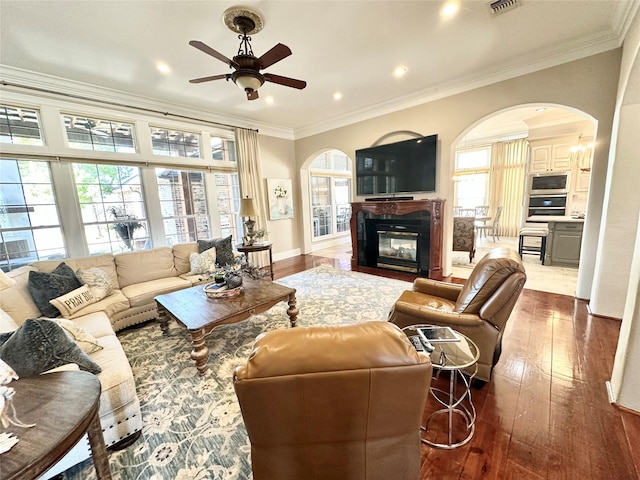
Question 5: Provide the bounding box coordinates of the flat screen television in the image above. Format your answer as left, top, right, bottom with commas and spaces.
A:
355, 134, 437, 196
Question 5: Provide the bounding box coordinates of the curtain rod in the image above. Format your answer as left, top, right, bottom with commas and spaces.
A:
0, 80, 258, 133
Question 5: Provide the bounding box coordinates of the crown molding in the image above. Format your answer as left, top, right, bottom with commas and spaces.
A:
0, 65, 295, 140
293, 29, 626, 140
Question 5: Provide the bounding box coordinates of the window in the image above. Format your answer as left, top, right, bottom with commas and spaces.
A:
211, 136, 236, 162
63, 115, 135, 153
151, 128, 200, 158
453, 147, 491, 209
0, 105, 44, 146
73, 163, 148, 254
157, 168, 210, 245
0, 159, 65, 271
215, 173, 242, 241
310, 150, 352, 239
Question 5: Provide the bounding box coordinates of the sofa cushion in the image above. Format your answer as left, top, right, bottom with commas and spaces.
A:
76, 267, 114, 301
32, 254, 119, 291
188, 247, 217, 274
121, 277, 192, 308
50, 318, 103, 354
172, 242, 198, 275
198, 235, 234, 267
0, 267, 42, 323
72, 311, 115, 339
67, 290, 130, 321
115, 247, 178, 288
50, 285, 97, 317
0, 318, 101, 377
28, 262, 82, 318
0, 308, 18, 334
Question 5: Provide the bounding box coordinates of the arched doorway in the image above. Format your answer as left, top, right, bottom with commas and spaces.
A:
450, 104, 598, 296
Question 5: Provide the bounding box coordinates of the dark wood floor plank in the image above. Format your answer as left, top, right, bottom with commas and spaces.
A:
272, 252, 639, 480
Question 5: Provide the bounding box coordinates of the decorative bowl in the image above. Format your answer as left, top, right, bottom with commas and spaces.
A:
203, 282, 244, 298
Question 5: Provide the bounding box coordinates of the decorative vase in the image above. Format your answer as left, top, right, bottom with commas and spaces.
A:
214, 273, 225, 284
225, 273, 243, 289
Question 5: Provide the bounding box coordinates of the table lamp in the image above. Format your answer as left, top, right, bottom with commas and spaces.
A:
239, 197, 258, 245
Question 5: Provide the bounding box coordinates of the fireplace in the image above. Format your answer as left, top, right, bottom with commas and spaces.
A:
350, 199, 444, 279
365, 219, 429, 274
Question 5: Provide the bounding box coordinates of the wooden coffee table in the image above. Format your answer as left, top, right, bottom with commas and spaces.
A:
155, 277, 298, 376
0, 371, 111, 479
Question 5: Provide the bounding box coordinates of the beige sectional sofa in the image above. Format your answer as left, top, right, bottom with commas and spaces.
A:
0, 241, 209, 477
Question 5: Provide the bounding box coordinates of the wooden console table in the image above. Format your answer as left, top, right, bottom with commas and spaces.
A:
350, 199, 444, 280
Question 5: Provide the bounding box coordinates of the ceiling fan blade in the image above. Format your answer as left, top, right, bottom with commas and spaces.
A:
257, 43, 292, 69
189, 40, 239, 69
189, 74, 229, 84
247, 90, 259, 101
264, 73, 307, 90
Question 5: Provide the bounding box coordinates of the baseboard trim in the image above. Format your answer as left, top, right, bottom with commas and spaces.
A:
586, 304, 622, 321
273, 248, 302, 262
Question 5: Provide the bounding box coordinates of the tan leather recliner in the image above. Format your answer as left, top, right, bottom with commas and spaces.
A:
233, 321, 432, 480
388, 248, 526, 382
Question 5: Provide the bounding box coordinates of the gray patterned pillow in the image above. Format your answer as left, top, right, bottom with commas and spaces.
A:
0, 318, 101, 377
28, 263, 82, 318
197, 235, 234, 267
76, 267, 113, 301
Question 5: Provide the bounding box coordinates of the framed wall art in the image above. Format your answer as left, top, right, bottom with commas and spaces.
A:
267, 178, 294, 220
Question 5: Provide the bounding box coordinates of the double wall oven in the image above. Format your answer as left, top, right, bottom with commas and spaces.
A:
527, 172, 570, 218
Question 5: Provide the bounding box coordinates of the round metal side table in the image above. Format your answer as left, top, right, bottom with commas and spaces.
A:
403, 324, 479, 449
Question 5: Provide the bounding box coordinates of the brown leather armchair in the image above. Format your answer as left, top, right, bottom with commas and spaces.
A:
388, 248, 526, 382
233, 322, 432, 480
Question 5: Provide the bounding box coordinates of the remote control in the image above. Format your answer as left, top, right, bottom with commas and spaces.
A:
409, 335, 424, 352
416, 330, 435, 352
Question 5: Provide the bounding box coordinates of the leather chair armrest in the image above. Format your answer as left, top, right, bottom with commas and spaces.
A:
412, 278, 462, 301
395, 300, 484, 328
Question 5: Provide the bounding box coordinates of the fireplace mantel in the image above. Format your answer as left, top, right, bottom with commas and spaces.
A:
350, 199, 444, 279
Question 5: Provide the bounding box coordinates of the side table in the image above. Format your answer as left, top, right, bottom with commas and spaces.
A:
0, 371, 112, 479
236, 242, 274, 280
402, 325, 479, 449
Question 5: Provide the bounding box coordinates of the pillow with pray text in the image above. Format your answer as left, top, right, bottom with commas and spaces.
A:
76, 267, 113, 301
188, 247, 217, 275
0, 318, 101, 377
49, 285, 97, 317
197, 235, 234, 266
49, 318, 103, 354
28, 263, 82, 318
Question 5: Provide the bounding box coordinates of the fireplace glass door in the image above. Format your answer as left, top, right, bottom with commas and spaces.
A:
377, 230, 419, 272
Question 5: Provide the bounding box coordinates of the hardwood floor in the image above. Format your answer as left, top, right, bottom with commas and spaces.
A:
272, 253, 640, 480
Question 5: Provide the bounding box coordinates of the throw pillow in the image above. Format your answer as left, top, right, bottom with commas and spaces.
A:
28, 263, 82, 318
49, 318, 103, 354
197, 235, 234, 267
0, 318, 101, 377
76, 267, 113, 301
188, 247, 217, 275
49, 285, 97, 318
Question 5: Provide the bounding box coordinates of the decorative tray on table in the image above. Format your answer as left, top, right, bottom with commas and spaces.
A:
203, 282, 244, 298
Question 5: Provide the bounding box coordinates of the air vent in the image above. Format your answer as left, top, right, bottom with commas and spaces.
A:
489, 0, 519, 14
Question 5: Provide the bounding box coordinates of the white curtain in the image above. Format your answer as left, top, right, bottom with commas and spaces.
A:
489, 138, 529, 237
234, 128, 271, 268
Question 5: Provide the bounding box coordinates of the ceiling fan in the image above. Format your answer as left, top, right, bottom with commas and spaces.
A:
189, 8, 307, 101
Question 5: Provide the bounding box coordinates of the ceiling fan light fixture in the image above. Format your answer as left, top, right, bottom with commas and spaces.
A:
233, 71, 264, 92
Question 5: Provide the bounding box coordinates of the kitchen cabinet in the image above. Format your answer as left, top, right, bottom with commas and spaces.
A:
573, 168, 591, 192
546, 220, 584, 266
530, 143, 572, 173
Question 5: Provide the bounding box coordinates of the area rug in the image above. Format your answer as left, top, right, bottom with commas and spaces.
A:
64, 266, 413, 480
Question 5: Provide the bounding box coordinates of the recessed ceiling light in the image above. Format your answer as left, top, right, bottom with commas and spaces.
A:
441, 1, 460, 18
536, 108, 547, 112
333, 92, 343, 100
393, 66, 408, 77
265, 96, 274, 104
156, 62, 171, 74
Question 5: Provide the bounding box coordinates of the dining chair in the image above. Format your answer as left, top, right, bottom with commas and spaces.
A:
476, 206, 503, 242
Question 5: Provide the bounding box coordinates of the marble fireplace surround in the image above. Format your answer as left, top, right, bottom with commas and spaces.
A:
350, 199, 445, 280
